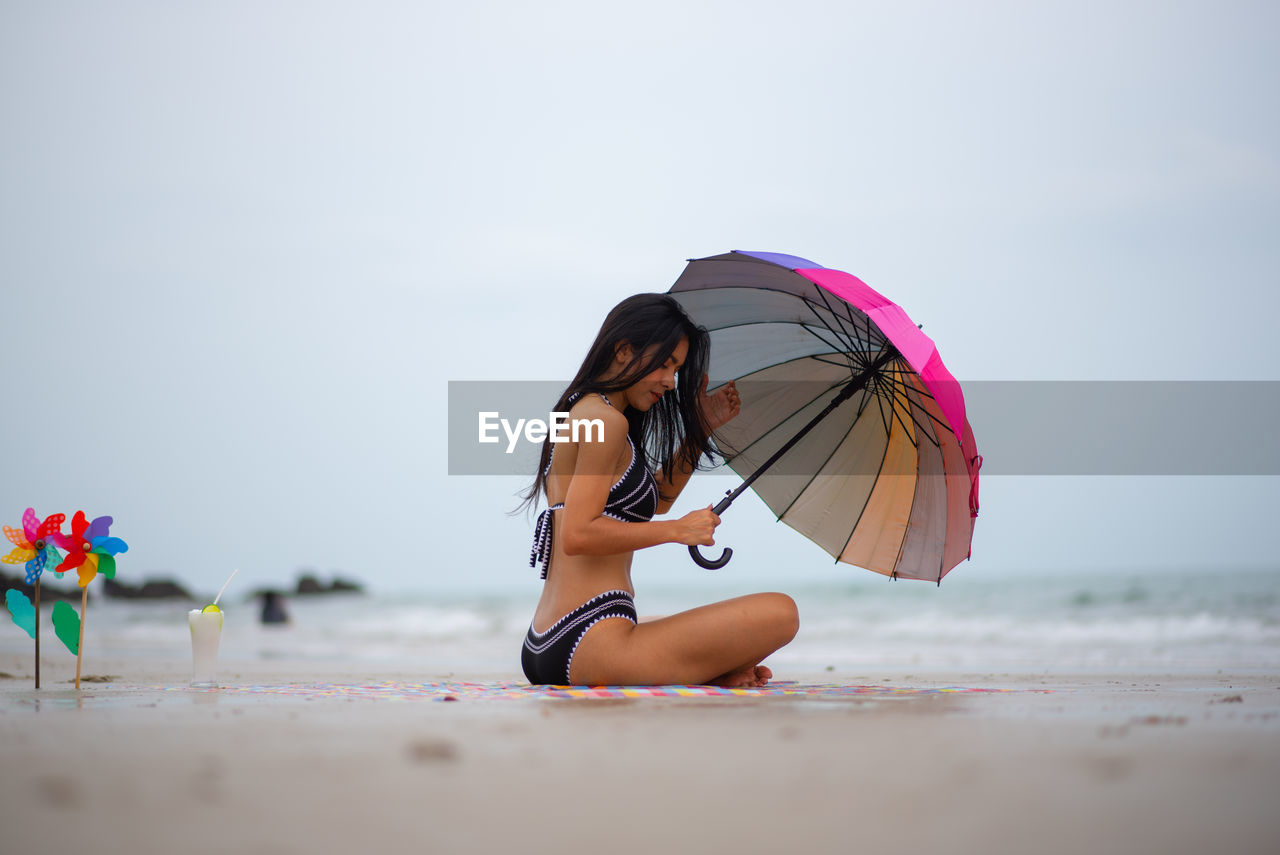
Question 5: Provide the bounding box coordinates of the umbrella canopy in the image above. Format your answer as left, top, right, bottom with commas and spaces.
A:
669, 250, 981, 583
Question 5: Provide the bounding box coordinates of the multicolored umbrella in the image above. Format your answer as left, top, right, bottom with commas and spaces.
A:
669, 250, 981, 583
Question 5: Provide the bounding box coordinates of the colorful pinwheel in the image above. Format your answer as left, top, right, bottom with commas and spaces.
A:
52, 511, 128, 587
3, 508, 67, 689
50, 511, 128, 689
2, 508, 66, 584
2, 508, 129, 689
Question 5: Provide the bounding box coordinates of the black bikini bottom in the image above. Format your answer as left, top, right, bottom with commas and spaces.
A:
521, 589, 637, 685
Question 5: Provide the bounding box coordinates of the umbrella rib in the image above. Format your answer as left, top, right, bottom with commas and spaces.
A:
834, 419, 895, 568
887, 377, 961, 437
846, 301, 871, 345
724, 372, 846, 463
922, 435, 948, 586
854, 383, 876, 422
821, 286, 867, 350
892, 376, 963, 439
903, 403, 942, 448
895, 380, 953, 441
772, 376, 883, 522
905, 398, 943, 448
800, 298, 858, 356
885, 386, 921, 450
717, 351, 897, 520
772, 409, 865, 522
885, 370, 941, 448
889, 409, 938, 585
810, 354, 861, 370
674, 285, 875, 383
897, 384, 963, 437
799, 288, 894, 382
796, 320, 857, 366
835, 382, 918, 577
807, 288, 864, 359
856, 310, 887, 373
670, 284, 855, 338
901, 376, 939, 404
887, 381, 946, 584
873, 367, 919, 450
873, 378, 894, 438
811, 280, 873, 349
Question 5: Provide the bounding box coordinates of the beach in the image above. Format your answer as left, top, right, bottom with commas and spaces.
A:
2, 654, 1278, 855
3, 569, 1279, 854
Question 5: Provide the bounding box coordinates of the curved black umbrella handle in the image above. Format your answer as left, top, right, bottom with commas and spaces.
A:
689, 543, 733, 570
688, 493, 737, 570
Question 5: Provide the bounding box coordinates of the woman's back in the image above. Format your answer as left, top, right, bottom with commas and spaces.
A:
531, 393, 655, 633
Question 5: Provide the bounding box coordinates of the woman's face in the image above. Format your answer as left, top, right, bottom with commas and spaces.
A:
621, 335, 688, 411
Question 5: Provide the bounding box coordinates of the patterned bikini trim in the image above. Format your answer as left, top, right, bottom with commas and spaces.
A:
565, 612, 634, 685
523, 590, 637, 685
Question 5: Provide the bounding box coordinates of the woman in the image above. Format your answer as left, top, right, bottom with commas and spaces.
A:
520, 293, 798, 687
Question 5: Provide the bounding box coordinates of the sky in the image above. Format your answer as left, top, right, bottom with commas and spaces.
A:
2, 1, 1278, 599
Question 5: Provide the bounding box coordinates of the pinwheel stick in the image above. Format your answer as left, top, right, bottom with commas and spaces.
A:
34, 580, 40, 690
74, 586, 87, 690
690, 347, 900, 570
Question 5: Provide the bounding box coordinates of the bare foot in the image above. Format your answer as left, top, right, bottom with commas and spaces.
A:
707, 664, 773, 688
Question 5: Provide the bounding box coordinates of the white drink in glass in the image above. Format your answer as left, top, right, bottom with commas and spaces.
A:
189, 608, 223, 687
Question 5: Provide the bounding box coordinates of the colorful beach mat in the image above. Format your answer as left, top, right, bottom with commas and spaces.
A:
157, 681, 1024, 701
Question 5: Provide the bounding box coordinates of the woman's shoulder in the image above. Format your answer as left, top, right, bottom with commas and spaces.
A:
567, 394, 628, 442
568, 392, 623, 419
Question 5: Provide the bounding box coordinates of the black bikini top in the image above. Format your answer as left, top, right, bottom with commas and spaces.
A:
529, 393, 659, 579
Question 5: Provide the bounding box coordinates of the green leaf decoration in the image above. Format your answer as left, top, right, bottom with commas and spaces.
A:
52, 601, 80, 655
5, 589, 36, 639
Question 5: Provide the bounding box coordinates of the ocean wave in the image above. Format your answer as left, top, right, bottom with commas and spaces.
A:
5, 568, 1277, 673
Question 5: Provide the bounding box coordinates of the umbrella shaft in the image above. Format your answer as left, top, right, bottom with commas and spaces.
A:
713, 347, 898, 515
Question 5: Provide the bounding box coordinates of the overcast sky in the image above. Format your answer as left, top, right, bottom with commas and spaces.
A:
2, 1, 1277, 598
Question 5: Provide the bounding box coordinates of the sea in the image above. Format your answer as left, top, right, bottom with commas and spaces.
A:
5, 565, 1278, 678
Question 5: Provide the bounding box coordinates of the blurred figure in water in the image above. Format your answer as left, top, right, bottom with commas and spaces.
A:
260, 590, 289, 625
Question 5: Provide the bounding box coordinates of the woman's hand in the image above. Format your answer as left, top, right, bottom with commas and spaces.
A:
700, 376, 741, 431
672, 505, 720, 546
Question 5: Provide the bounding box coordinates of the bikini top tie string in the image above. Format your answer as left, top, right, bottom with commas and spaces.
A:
529, 503, 565, 580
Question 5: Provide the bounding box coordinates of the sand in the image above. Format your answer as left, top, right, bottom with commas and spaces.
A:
1, 654, 1278, 855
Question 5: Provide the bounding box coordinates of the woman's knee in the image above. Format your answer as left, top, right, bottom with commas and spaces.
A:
754, 592, 799, 644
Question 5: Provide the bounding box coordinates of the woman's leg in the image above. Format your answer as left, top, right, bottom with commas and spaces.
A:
567, 592, 799, 687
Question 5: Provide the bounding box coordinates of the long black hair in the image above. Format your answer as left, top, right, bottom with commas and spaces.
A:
520, 293, 720, 511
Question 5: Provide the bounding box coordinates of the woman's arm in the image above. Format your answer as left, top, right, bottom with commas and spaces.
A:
651, 436, 701, 515
560, 403, 718, 554
652, 378, 740, 514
